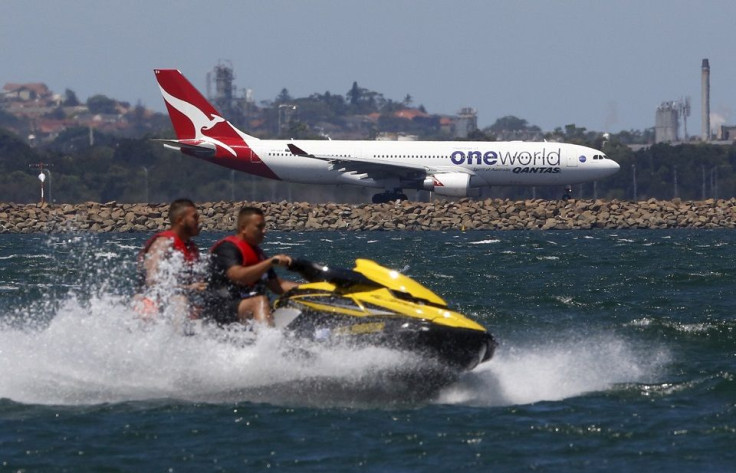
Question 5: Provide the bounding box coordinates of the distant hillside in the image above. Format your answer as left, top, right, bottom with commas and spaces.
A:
2, 75, 735, 204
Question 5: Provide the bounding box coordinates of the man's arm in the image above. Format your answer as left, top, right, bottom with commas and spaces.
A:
224, 253, 294, 287
267, 277, 299, 295
226, 258, 276, 286
143, 237, 173, 286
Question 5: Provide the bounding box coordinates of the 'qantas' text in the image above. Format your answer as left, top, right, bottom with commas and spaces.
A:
512, 167, 561, 174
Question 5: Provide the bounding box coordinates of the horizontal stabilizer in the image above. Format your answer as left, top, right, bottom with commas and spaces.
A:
154, 139, 216, 158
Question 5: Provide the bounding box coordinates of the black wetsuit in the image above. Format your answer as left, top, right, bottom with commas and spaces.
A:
203, 240, 276, 324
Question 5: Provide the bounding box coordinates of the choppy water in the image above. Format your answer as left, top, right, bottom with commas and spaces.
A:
1, 230, 734, 472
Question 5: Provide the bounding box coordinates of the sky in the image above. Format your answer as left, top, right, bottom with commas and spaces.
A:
2, 0, 734, 135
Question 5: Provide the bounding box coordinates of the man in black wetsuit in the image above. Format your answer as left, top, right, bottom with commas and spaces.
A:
205, 206, 297, 326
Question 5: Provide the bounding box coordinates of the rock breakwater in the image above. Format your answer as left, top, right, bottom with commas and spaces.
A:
1, 198, 735, 234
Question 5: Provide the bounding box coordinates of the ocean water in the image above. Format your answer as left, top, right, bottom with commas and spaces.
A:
0, 230, 734, 472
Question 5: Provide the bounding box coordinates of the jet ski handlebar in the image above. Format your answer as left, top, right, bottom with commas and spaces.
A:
285, 258, 379, 288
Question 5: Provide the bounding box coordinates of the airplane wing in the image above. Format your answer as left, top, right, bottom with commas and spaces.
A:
287, 143, 474, 179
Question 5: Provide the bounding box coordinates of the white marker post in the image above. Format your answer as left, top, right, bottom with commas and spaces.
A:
38, 172, 46, 204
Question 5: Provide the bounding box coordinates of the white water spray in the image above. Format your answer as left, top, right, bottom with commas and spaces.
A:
0, 290, 435, 406
436, 333, 670, 407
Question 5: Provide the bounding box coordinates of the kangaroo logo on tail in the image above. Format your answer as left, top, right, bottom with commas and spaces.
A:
154, 69, 254, 157
153, 69, 279, 180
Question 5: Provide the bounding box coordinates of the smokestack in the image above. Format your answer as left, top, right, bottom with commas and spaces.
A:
701, 58, 710, 141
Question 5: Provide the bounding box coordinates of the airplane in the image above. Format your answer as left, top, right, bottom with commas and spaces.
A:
154, 69, 620, 203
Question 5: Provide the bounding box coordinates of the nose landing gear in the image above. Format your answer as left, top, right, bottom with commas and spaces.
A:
562, 185, 573, 201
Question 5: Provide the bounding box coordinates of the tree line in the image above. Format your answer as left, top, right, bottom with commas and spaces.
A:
1, 123, 734, 205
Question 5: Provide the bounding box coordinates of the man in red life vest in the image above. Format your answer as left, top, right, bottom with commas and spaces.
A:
205, 206, 297, 326
136, 198, 207, 317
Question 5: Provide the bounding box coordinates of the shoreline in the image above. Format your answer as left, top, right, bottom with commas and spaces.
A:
1, 198, 735, 233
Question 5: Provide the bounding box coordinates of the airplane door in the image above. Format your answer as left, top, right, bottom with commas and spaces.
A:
566, 153, 579, 167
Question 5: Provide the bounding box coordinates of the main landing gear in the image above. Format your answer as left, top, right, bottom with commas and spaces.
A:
561, 185, 573, 201
372, 190, 408, 203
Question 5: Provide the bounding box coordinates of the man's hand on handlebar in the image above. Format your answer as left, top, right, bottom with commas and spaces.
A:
270, 255, 292, 268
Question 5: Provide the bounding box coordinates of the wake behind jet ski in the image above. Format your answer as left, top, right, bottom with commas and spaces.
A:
272, 258, 496, 373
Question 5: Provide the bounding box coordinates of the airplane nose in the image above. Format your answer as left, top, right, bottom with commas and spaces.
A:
606, 159, 620, 176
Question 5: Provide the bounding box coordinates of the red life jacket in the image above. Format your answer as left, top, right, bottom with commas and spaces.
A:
211, 235, 266, 265
140, 230, 200, 263
210, 235, 268, 287
137, 230, 200, 293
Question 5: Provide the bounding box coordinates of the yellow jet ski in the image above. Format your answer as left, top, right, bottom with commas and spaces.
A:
272, 258, 496, 373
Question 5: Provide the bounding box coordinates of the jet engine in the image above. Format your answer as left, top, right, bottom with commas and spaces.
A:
422, 173, 472, 197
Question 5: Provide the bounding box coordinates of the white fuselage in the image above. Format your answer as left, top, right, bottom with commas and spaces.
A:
248, 139, 619, 189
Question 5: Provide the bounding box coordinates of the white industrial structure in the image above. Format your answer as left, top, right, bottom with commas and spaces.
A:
654, 98, 690, 144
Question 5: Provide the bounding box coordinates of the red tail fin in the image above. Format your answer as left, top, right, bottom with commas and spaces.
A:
154, 69, 251, 144
154, 69, 216, 140
153, 69, 278, 179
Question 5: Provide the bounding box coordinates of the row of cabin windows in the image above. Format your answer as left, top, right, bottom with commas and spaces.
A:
374, 155, 447, 159
268, 151, 352, 157
264, 151, 613, 161
267, 151, 448, 159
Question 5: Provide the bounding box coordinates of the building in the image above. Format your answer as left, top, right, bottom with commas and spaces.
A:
655, 102, 680, 143
718, 125, 736, 141
452, 107, 478, 138
2, 83, 54, 102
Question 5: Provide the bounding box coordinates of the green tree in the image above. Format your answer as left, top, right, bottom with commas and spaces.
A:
87, 95, 118, 115
489, 115, 530, 132
0, 109, 22, 130
64, 89, 80, 106
347, 81, 361, 106
346, 82, 384, 114
275, 88, 292, 104
43, 107, 66, 120
0, 127, 39, 172
466, 129, 495, 141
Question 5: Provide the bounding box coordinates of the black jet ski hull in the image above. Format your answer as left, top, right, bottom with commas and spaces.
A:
276, 305, 496, 372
